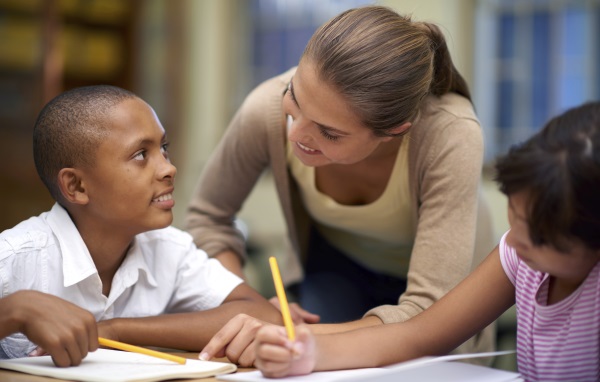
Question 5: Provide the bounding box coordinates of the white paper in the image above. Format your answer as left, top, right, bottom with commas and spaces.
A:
0, 348, 237, 382
218, 350, 521, 382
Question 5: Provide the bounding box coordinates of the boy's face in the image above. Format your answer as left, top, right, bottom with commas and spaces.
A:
81, 97, 176, 236
506, 191, 599, 286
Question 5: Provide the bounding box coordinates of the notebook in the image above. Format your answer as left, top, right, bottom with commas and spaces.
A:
0, 348, 237, 382
218, 350, 522, 382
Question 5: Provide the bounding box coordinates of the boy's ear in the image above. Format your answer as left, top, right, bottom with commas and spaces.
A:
57, 168, 89, 205
380, 122, 412, 142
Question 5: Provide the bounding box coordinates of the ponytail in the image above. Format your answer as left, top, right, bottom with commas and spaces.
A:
302, 6, 472, 135
421, 22, 471, 101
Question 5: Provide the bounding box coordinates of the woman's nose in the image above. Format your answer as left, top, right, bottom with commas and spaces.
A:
287, 116, 311, 141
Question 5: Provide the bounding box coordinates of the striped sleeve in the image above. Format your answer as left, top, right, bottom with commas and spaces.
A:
498, 230, 519, 286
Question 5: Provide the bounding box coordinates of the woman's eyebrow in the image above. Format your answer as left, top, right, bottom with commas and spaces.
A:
289, 79, 348, 135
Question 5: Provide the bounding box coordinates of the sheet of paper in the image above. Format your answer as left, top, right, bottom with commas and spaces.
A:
218, 368, 388, 382
218, 350, 521, 382
382, 350, 516, 371
345, 361, 522, 382
220, 363, 521, 382
0, 348, 237, 382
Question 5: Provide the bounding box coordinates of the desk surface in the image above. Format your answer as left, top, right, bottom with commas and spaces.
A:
0, 352, 253, 382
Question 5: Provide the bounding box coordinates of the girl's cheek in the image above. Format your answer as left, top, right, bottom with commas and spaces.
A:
505, 230, 520, 249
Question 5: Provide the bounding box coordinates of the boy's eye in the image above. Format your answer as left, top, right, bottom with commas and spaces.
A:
161, 142, 170, 159
133, 150, 146, 161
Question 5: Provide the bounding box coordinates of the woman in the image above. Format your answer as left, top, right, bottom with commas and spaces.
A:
186, 5, 495, 365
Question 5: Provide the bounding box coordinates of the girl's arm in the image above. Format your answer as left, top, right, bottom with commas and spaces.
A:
256, 247, 515, 376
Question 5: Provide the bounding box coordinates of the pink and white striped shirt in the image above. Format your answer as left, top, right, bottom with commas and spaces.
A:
499, 232, 600, 381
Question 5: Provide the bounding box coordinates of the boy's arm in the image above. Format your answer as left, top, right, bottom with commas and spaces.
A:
98, 283, 282, 358
0, 290, 98, 367
213, 250, 246, 280
256, 247, 515, 375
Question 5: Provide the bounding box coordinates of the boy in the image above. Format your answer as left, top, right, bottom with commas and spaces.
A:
0, 85, 281, 367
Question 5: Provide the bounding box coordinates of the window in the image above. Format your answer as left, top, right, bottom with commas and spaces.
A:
248, 0, 374, 88
474, 0, 600, 162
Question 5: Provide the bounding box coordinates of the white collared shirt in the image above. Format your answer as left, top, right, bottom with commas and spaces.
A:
0, 203, 242, 358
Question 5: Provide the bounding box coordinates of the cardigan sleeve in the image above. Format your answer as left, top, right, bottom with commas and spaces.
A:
365, 96, 489, 324
184, 79, 279, 263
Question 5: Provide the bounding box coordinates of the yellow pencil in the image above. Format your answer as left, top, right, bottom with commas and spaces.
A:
269, 256, 296, 341
98, 337, 187, 365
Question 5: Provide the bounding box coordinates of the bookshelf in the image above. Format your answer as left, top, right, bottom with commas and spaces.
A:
0, 0, 138, 230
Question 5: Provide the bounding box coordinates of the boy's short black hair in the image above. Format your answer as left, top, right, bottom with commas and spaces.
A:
33, 85, 137, 203
495, 101, 600, 252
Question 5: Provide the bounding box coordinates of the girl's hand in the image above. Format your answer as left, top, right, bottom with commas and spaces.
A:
254, 324, 316, 378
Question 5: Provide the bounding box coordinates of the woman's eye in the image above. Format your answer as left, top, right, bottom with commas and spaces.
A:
287, 87, 299, 108
319, 128, 340, 142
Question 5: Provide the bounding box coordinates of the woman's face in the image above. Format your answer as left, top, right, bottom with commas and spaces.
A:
282, 60, 396, 167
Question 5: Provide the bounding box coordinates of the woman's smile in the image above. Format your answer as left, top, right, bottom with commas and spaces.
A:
296, 141, 320, 154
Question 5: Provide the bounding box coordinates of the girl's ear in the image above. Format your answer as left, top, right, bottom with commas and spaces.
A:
57, 168, 89, 205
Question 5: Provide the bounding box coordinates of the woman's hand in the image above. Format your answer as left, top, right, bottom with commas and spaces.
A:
254, 324, 316, 377
269, 297, 320, 324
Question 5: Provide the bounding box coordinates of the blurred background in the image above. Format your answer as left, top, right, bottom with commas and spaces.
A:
1, 0, 599, 370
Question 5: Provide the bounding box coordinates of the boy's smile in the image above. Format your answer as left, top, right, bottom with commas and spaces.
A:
151, 191, 174, 209
79, 97, 177, 238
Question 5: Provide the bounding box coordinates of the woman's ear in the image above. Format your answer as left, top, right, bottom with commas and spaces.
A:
390, 122, 412, 136
380, 122, 412, 142
57, 168, 89, 205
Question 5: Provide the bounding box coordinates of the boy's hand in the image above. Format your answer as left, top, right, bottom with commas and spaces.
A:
254, 324, 316, 377
268, 297, 320, 324
8, 291, 98, 367
96, 319, 120, 342
199, 313, 270, 367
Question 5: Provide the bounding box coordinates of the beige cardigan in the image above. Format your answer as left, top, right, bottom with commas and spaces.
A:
185, 67, 496, 356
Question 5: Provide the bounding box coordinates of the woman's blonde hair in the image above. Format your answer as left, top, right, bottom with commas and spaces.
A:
302, 5, 470, 136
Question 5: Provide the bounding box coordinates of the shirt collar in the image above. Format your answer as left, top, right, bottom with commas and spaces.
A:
46, 203, 157, 289
115, 237, 158, 290
46, 203, 97, 287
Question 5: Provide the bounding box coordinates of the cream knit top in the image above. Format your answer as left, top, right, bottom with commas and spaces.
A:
287, 130, 414, 278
